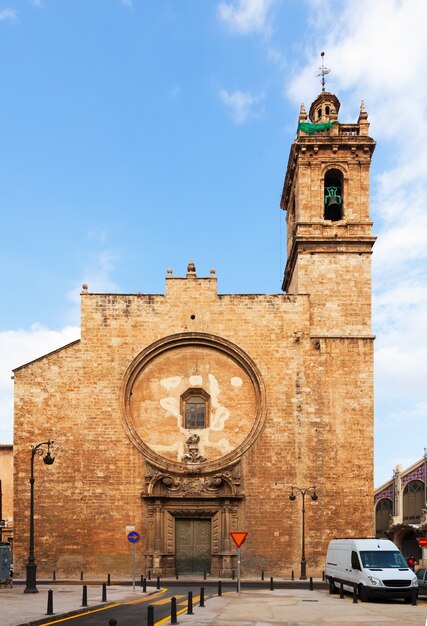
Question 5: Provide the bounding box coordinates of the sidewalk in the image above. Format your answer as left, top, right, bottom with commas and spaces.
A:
177, 588, 427, 626
1, 581, 426, 626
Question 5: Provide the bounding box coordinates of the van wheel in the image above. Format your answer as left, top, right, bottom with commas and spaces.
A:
358, 585, 368, 602
329, 578, 337, 594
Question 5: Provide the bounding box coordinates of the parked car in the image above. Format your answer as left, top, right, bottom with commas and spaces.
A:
416, 568, 427, 595
325, 538, 418, 602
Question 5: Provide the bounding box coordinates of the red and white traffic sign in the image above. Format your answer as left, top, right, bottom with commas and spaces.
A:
230, 531, 248, 548
418, 537, 427, 548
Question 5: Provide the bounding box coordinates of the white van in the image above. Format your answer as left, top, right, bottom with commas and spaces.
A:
325, 538, 418, 601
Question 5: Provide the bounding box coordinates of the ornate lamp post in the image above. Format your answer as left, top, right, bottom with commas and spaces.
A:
289, 485, 318, 580
24, 440, 55, 593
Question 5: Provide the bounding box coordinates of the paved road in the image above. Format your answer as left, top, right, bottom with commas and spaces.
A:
36, 583, 242, 626
4, 580, 426, 626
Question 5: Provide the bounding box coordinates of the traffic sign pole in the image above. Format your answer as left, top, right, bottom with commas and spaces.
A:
127, 530, 141, 592
237, 547, 241, 594
230, 532, 248, 596
132, 543, 136, 592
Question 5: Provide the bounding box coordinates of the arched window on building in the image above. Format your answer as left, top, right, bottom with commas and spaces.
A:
324, 169, 343, 221
181, 388, 210, 429
375, 498, 392, 538
403, 480, 425, 524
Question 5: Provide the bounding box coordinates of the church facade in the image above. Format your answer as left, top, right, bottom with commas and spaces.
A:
13, 91, 376, 578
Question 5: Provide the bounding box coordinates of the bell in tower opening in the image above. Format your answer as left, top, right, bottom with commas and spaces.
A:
324, 169, 343, 221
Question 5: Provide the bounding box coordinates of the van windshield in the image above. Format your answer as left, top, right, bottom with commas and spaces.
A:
359, 551, 407, 569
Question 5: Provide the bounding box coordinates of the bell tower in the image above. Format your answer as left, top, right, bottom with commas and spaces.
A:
280, 92, 376, 335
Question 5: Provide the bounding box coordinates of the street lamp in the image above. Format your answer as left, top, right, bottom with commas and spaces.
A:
289, 485, 318, 580
24, 440, 55, 593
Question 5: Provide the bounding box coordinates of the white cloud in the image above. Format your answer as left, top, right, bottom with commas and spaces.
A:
219, 88, 263, 124
217, 0, 275, 35
0, 243, 120, 444
0, 324, 80, 443
0, 8, 16, 20
31, 0, 44, 7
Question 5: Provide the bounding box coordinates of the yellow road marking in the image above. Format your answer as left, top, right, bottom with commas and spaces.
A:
38, 589, 167, 624
155, 606, 187, 625
38, 603, 121, 625
152, 594, 185, 605
124, 589, 167, 605
155, 592, 219, 625
178, 594, 200, 606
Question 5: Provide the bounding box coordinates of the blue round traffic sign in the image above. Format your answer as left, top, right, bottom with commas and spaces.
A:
127, 531, 140, 543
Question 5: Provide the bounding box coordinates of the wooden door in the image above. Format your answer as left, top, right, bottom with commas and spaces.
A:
175, 519, 211, 575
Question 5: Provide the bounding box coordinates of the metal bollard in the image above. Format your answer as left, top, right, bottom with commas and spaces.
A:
270, 576, 274, 591
46, 589, 54, 616
411, 588, 417, 606
108, 620, 118, 626
218, 580, 222, 596
339, 582, 344, 599
200, 586, 205, 607
309, 576, 313, 591
102, 582, 107, 602
53, 570, 56, 581
147, 605, 154, 626
187, 591, 193, 614
80, 570, 84, 581
261, 569, 264, 581
353, 586, 358, 603
107, 573, 111, 586
156, 575, 160, 590
203, 570, 207, 580
291, 570, 294, 581
142, 577, 147, 593
81, 584, 88, 607
171, 596, 177, 624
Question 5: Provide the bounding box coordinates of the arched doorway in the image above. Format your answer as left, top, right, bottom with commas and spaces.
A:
403, 480, 425, 524
375, 498, 392, 538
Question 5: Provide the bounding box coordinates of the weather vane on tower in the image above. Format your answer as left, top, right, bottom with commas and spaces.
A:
317, 52, 331, 92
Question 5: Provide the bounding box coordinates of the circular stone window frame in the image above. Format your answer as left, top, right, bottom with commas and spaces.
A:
120, 332, 267, 475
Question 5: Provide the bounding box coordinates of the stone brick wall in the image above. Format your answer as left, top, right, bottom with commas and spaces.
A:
13, 273, 373, 577
13, 92, 375, 579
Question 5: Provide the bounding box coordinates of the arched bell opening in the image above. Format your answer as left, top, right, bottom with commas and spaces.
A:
324, 169, 343, 221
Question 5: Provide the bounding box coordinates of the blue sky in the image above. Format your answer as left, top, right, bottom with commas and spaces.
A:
0, 0, 426, 487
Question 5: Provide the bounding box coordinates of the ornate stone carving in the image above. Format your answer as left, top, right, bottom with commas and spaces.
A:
181, 434, 206, 464
142, 463, 242, 499
182, 478, 204, 495
161, 475, 182, 491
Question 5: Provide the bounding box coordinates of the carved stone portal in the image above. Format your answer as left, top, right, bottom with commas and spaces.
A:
142, 462, 243, 577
